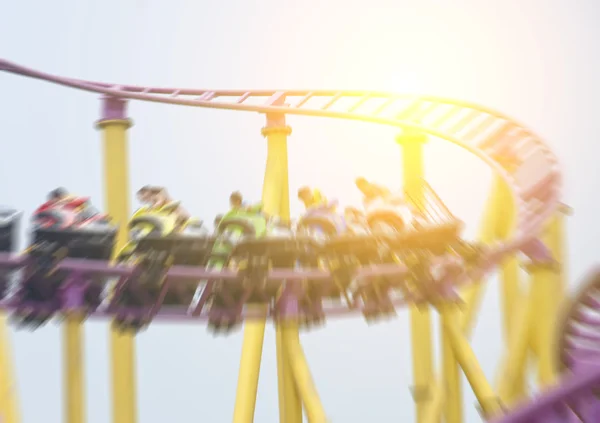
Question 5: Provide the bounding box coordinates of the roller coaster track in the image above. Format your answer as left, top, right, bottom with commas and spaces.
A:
511, 269, 600, 422
489, 364, 600, 423
0, 59, 574, 422
0, 59, 561, 242
489, 269, 600, 423
0, 59, 561, 319
558, 268, 600, 372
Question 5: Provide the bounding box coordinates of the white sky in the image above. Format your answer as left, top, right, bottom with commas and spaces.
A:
1, 0, 600, 422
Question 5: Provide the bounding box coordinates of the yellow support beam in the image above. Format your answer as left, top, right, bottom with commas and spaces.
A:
531, 231, 562, 385
496, 211, 566, 403
276, 329, 287, 423
496, 290, 533, 405
396, 132, 434, 423
439, 304, 463, 423
63, 316, 85, 423
233, 316, 268, 423
0, 314, 19, 423
272, 119, 302, 423
491, 176, 527, 402
458, 179, 501, 335
276, 327, 302, 423
498, 255, 527, 400
233, 113, 301, 423
493, 177, 521, 339
526, 209, 567, 387
281, 323, 327, 423
443, 303, 503, 419
495, 200, 568, 406
96, 97, 136, 423
267, 118, 303, 423
540, 210, 566, 376
423, 175, 522, 423
462, 176, 521, 337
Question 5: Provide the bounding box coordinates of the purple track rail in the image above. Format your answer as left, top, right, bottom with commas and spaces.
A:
0, 237, 551, 322
490, 268, 600, 422
490, 365, 600, 423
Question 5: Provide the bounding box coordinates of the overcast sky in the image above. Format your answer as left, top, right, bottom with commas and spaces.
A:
1, 0, 600, 422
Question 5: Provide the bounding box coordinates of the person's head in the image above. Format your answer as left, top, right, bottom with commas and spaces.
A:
214, 214, 223, 227
136, 186, 152, 204
230, 191, 243, 208
355, 177, 369, 191
297, 186, 313, 206
48, 187, 68, 202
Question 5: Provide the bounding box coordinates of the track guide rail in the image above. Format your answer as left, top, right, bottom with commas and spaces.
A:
0, 58, 562, 246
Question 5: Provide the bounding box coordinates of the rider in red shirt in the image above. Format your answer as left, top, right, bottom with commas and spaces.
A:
35, 187, 71, 213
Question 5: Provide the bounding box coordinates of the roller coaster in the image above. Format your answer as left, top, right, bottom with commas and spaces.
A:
0, 58, 598, 423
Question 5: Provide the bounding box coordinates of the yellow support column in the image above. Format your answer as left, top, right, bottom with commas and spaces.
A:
443, 303, 503, 419
496, 290, 533, 405
489, 176, 527, 402
459, 178, 501, 334
265, 114, 302, 423
493, 177, 521, 338
0, 315, 19, 423
270, 113, 302, 423
233, 110, 301, 423
529, 207, 567, 387
64, 315, 85, 423
96, 96, 136, 423
396, 132, 433, 422
276, 282, 326, 422
529, 263, 556, 386
282, 322, 327, 423
423, 175, 517, 423
276, 327, 302, 423
440, 303, 462, 423
462, 176, 521, 339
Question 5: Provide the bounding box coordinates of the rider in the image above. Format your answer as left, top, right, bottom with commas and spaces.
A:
297, 186, 331, 210
356, 177, 423, 228
229, 191, 244, 210
355, 177, 392, 202
136, 185, 190, 224
355, 177, 398, 209
47, 187, 70, 203
35, 187, 72, 212
136, 186, 154, 207
150, 187, 171, 209
230, 191, 264, 215
34, 187, 71, 215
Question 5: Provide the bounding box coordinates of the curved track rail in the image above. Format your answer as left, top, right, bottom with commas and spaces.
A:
0, 59, 562, 285
558, 268, 600, 371
490, 365, 600, 423
490, 269, 600, 422
0, 59, 565, 422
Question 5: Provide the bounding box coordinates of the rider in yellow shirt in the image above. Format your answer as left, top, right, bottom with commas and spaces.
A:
355, 177, 391, 203
135, 185, 190, 226
297, 186, 330, 210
